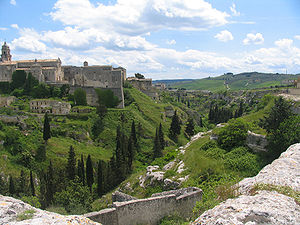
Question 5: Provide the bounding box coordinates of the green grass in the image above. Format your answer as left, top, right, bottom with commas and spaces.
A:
17, 209, 35, 221
169, 72, 296, 91
251, 183, 300, 203
172, 79, 226, 92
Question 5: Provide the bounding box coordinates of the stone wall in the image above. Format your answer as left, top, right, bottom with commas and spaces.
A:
30, 99, 71, 115
70, 86, 124, 109
84, 187, 202, 225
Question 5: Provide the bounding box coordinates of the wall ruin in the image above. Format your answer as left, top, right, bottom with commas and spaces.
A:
84, 187, 202, 225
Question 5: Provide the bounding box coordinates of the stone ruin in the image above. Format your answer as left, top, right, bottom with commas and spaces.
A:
84, 187, 202, 225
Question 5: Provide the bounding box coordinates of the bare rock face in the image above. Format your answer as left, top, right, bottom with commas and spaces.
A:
192, 143, 300, 225
192, 190, 300, 225
0, 195, 101, 225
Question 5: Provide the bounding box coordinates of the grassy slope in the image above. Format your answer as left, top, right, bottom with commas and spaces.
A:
0, 87, 188, 179
172, 79, 226, 92
170, 73, 297, 91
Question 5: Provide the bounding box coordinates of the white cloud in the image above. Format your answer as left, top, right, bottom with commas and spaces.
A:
10, 28, 47, 53
11, 24, 19, 29
166, 39, 176, 45
230, 3, 240, 16
0, 27, 8, 31
275, 38, 293, 50
214, 30, 233, 42
10, 0, 16, 6
295, 35, 300, 40
50, 0, 229, 35
243, 33, 264, 45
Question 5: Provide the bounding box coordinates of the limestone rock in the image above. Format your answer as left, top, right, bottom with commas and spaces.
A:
0, 195, 100, 225
192, 190, 300, 225
246, 131, 268, 152
163, 178, 180, 190
163, 160, 176, 171
112, 191, 137, 202
176, 161, 185, 174
238, 143, 300, 194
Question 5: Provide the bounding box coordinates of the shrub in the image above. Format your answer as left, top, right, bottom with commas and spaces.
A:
224, 147, 260, 176
217, 118, 249, 151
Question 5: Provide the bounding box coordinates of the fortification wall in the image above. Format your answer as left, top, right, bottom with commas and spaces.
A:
84, 187, 202, 225
70, 86, 124, 109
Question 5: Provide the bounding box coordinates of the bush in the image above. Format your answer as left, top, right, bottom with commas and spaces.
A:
21, 196, 41, 208
224, 147, 260, 176
217, 118, 249, 151
54, 177, 92, 214
204, 147, 226, 160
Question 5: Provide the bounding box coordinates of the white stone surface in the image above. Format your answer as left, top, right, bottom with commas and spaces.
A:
0, 195, 100, 225
192, 190, 300, 225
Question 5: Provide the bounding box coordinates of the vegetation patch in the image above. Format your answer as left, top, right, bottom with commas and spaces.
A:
251, 183, 300, 203
16, 209, 35, 221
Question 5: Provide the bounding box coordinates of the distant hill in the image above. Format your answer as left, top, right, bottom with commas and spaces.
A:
157, 72, 298, 91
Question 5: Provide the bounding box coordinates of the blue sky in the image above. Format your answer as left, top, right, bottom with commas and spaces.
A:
0, 0, 300, 79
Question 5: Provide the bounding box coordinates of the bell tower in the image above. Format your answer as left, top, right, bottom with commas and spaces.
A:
1, 42, 12, 62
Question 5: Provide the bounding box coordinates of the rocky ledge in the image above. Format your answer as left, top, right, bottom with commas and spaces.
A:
193, 143, 300, 225
0, 195, 101, 225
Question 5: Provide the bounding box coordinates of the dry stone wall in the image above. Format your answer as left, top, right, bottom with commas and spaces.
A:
85, 187, 202, 225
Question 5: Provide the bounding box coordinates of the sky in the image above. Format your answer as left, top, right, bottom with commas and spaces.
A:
0, 0, 300, 80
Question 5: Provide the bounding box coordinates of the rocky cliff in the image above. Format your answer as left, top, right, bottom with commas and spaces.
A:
192, 143, 300, 225
0, 195, 101, 225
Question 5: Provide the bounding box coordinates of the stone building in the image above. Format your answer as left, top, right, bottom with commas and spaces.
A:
30, 99, 71, 115
0, 42, 126, 108
127, 77, 158, 100
0, 42, 63, 83
0, 96, 15, 107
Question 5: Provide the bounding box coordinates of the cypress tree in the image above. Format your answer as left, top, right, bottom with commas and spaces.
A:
43, 113, 51, 142
115, 126, 126, 183
199, 116, 203, 127
130, 120, 137, 148
169, 110, 181, 142
153, 128, 162, 159
9, 176, 15, 196
158, 123, 165, 150
36, 143, 46, 162
97, 160, 103, 197
66, 145, 76, 180
185, 118, 195, 137
30, 171, 35, 196
238, 101, 244, 117
0, 175, 6, 194
45, 161, 54, 205
77, 159, 82, 181
86, 155, 94, 192
19, 170, 27, 195
81, 155, 85, 186
127, 137, 133, 172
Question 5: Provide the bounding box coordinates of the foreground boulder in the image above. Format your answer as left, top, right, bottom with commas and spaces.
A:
193, 143, 300, 225
0, 195, 100, 225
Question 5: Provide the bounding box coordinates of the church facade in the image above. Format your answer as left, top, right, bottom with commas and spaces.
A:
0, 42, 126, 108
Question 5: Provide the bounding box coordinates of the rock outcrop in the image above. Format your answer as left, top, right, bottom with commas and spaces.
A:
193, 143, 300, 225
193, 190, 300, 225
0, 195, 101, 225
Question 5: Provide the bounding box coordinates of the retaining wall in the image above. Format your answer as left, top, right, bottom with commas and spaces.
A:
84, 187, 202, 225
